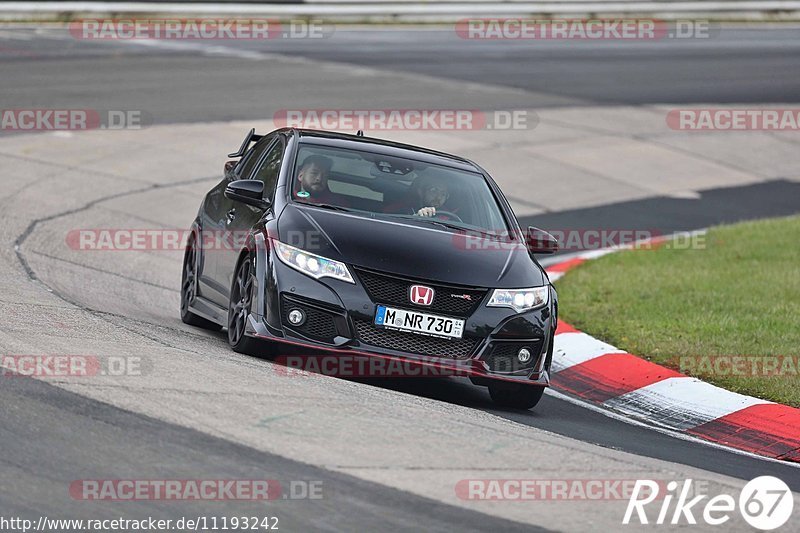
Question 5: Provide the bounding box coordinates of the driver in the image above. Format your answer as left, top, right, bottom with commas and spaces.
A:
384, 174, 452, 218
295, 154, 342, 204
294, 154, 350, 208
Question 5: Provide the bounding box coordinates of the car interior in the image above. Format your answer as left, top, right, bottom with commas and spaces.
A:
293, 146, 506, 233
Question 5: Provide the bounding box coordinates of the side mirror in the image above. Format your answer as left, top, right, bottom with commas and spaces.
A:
526, 226, 558, 254
225, 179, 269, 210
224, 160, 238, 180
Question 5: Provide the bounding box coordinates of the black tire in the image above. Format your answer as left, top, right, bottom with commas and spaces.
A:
227, 253, 272, 357
488, 382, 546, 410
180, 235, 222, 330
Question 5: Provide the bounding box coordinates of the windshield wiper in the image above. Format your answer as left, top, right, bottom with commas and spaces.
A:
394, 215, 500, 239
429, 220, 500, 238
298, 202, 352, 212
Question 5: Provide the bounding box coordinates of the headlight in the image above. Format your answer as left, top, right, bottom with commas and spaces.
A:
273, 240, 354, 284
487, 286, 549, 313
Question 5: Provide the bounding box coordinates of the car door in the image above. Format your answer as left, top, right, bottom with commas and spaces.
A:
216, 135, 285, 303
201, 136, 275, 307
196, 176, 231, 305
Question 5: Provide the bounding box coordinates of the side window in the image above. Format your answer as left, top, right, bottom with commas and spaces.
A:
252, 139, 284, 200
236, 136, 273, 180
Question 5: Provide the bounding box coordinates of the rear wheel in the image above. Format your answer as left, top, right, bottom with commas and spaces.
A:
180, 235, 221, 330
488, 382, 546, 410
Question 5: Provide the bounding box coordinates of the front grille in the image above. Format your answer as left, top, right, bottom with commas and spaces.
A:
483, 340, 544, 373
281, 295, 340, 343
354, 268, 486, 317
354, 319, 479, 360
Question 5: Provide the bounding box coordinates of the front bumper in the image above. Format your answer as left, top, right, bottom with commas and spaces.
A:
249, 259, 555, 385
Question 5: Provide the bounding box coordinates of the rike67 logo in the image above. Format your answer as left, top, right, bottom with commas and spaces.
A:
624, 476, 794, 530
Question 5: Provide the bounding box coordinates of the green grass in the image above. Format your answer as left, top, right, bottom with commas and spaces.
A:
556, 215, 800, 407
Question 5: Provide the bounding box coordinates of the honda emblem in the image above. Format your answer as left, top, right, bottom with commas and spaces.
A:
409, 285, 434, 306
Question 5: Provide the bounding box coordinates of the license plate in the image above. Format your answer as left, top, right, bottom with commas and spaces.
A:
374, 305, 464, 339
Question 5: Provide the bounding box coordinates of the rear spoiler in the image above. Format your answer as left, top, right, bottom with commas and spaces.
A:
227, 128, 264, 158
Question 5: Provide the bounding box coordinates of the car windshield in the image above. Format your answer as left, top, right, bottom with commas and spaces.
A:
290, 144, 509, 235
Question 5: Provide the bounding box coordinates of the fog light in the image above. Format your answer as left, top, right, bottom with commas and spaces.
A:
288, 309, 305, 326
517, 347, 532, 364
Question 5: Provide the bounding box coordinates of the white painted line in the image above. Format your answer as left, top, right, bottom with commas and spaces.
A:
604, 376, 773, 431
551, 331, 621, 372
578, 249, 617, 260
129, 38, 268, 61
539, 229, 708, 269
540, 253, 586, 268
545, 271, 564, 282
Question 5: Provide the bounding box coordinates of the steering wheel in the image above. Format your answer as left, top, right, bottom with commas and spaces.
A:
432, 210, 463, 223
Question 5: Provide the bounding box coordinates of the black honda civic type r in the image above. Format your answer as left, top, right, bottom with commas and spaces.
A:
181, 128, 559, 409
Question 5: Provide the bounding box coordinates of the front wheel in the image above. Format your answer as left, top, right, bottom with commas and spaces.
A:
228, 254, 273, 357
488, 382, 546, 410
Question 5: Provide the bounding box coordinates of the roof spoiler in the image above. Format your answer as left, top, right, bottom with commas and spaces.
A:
227, 128, 263, 158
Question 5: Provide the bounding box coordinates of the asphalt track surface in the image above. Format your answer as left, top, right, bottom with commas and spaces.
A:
1, 24, 800, 531
3, 26, 800, 125
1, 373, 540, 532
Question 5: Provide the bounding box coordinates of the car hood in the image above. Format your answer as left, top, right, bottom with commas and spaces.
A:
278, 204, 546, 288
